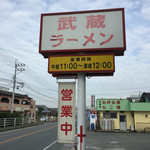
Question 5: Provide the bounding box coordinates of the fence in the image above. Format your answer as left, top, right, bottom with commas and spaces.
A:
0, 118, 35, 128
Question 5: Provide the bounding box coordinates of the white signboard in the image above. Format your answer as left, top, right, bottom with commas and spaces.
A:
57, 82, 76, 144
16, 107, 24, 112
39, 8, 126, 56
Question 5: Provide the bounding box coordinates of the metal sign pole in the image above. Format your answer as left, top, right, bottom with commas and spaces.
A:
77, 73, 86, 150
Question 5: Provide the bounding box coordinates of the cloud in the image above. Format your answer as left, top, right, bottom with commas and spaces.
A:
0, 0, 150, 107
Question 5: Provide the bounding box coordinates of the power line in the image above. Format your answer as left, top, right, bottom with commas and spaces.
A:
0, 49, 56, 88
24, 84, 57, 100
18, 88, 57, 102
0, 49, 57, 101
22, 70, 57, 91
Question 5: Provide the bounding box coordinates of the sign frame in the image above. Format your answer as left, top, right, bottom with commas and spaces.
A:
39, 8, 126, 58
52, 72, 114, 78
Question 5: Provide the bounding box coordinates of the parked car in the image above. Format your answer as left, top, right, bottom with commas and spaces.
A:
40, 116, 48, 122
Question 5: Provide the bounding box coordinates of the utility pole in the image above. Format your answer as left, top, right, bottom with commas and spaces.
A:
11, 60, 17, 113
11, 60, 25, 113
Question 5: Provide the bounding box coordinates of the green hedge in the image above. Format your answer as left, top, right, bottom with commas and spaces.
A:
0, 112, 22, 118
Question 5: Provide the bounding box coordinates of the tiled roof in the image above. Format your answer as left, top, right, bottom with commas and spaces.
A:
0, 90, 32, 99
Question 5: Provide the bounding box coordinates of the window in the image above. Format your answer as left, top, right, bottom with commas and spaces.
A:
14, 99, 20, 104
1, 97, 9, 103
103, 112, 117, 119
110, 113, 117, 118
103, 112, 110, 119
98, 101, 101, 108
21, 100, 30, 105
120, 115, 126, 122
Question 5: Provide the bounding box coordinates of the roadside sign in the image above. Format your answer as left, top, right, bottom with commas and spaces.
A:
39, 8, 126, 58
57, 82, 76, 144
87, 111, 90, 121
90, 114, 96, 130
91, 95, 95, 107
48, 54, 115, 74
39, 7, 126, 150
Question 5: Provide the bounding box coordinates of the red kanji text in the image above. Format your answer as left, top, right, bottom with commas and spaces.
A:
61, 89, 73, 101
61, 105, 73, 118
58, 17, 77, 30
86, 14, 106, 29
61, 122, 72, 135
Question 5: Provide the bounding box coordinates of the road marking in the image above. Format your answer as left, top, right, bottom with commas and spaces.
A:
0, 125, 57, 144
86, 146, 101, 149
109, 141, 119, 144
43, 140, 57, 150
86, 146, 125, 150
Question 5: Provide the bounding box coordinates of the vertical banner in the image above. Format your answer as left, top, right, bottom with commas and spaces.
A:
90, 114, 96, 130
57, 82, 76, 144
91, 95, 95, 107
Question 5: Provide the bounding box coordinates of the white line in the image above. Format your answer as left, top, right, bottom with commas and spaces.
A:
86, 146, 101, 150
109, 141, 119, 144
43, 140, 57, 150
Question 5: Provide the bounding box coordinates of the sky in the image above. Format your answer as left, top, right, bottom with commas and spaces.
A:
0, 0, 150, 108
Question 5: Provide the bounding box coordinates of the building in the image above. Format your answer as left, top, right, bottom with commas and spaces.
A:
0, 90, 36, 119
36, 105, 58, 117
97, 98, 150, 131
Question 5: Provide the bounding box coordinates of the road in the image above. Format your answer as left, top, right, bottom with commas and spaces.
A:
0, 122, 64, 150
0, 122, 150, 150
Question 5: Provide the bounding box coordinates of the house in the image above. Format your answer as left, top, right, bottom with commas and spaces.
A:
0, 90, 36, 119
97, 96, 150, 131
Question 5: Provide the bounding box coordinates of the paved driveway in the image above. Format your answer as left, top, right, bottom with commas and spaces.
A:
86, 131, 150, 150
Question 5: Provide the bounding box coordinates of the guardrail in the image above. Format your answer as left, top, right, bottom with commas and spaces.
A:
0, 118, 35, 127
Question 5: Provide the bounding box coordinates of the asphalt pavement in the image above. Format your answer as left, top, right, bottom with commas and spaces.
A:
59, 130, 150, 150
0, 122, 150, 150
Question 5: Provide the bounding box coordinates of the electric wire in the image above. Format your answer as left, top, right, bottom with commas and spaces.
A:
17, 88, 57, 103
0, 50, 58, 102
1, 49, 150, 103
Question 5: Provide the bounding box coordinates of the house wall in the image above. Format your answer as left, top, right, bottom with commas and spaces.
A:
0, 94, 36, 119
99, 111, 134, 130
97, 99, 150, 131
0, 95, 30, 111
30, 100, 36, 119
134, 111, 150, 131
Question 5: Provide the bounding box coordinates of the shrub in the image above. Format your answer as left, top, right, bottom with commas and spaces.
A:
0, 112, 22, 118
